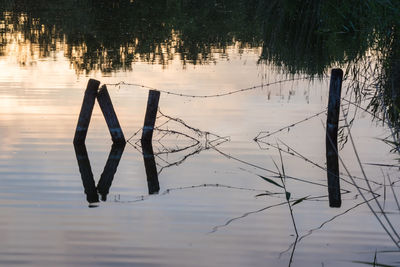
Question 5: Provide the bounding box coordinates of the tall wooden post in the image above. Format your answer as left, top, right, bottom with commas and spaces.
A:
97, 85, 126, 144
97, 143, 126, 201
141, 90, 160, 142
73, 79, 100, 144
326, 68, 343, 208
140, 90, 160, 194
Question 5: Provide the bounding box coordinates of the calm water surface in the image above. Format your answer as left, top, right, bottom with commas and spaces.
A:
1, 4, 400, 267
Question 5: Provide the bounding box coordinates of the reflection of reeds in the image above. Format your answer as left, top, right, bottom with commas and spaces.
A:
212, 146, 329, 188
351, 249, 398, 267
346, 47, 400, 151
322, 110, 400, 248
209, 200, 288, 234
387, 174, 400, 211
208, 194, 328, 234
251, 92, 400, 257
341, 108, 400, 244
256, 138, 376, 192
280, 195, 377, 258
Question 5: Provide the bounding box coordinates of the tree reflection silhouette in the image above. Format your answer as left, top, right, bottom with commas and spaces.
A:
2, 0, 400, 131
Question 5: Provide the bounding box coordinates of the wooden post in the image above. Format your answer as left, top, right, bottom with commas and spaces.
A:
141, 140, 160, 194
73, 79, 100, 144
140, 90, 160, 194
73, 144, 99, 206
326, 68, 343, 208
97, 143, 125, 201
141, 90, 160, 142
97, 85, 126, 144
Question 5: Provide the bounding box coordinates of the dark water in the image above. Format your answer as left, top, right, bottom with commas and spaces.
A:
1, 1, 400, 266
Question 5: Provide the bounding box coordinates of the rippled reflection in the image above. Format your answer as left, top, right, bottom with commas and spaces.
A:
0, 0, 394, 75
2, 0, 399, 130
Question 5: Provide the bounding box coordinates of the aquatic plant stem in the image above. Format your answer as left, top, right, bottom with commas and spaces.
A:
386, 174, 400, 211
273, 144, 299, 237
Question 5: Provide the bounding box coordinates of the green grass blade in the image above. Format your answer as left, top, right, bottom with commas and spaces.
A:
292, 196, 310, 206
257, 175, 284, 188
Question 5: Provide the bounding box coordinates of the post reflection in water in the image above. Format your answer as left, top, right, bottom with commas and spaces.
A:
326, 147, 341, 208
97, 143, 126, 201
74, 143, 125, 207
74, 144, 99, 207
141, 140, 160, 194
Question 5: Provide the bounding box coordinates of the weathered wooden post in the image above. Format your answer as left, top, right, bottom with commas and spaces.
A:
97, 143, 126, 201
140, 90, 160, 194
73, 79, 100, 144
141, 90, 160, 142
97, 85, 126, 144
141, 140, 160, 194
326, 68, 343, 208
73, 144, 99, 206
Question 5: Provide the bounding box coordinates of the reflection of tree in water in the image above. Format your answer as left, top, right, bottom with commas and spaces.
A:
0, 0, 260, 73
1, 0, 400, 133
0, 0, 378, 73
0, 0, 398, 73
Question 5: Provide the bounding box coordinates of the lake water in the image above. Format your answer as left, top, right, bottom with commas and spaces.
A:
1, 4, 400, 267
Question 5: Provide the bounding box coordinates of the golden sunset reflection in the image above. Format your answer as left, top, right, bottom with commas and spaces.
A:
1, 3, 399, 266
0, 42, 317, 160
